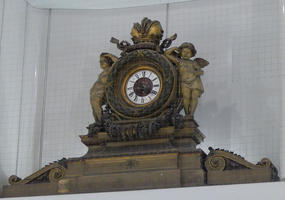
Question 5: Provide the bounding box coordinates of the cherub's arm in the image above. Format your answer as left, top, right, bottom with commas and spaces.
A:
195, 70, 204, 76
194, 58, 208, 76
105, 53, 118, 65
165, 47, 180, 65
193, 62, 204, 76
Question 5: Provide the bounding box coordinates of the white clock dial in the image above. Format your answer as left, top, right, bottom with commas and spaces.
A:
125, 69, 161, 105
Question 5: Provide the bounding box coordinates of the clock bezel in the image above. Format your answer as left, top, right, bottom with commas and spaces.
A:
121, 66, 163, 107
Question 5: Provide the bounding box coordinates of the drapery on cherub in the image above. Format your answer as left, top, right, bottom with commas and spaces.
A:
90, 53, 118, 122
165, 42, 209, 119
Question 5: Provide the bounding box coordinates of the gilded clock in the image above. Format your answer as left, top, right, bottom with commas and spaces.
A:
105, 49, 178, 119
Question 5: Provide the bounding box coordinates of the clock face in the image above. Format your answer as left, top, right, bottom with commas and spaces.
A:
125, 69, 161, 105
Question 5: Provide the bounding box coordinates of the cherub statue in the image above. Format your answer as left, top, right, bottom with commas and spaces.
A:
165, 42, 209, 119
90, 53, 118, 122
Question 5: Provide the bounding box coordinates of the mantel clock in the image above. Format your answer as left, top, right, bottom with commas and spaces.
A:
3, 17, 279, 198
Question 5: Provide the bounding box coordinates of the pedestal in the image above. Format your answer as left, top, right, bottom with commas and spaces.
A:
2, 124, 279, 198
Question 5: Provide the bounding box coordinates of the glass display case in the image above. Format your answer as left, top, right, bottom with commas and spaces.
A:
0, 0, 284, 198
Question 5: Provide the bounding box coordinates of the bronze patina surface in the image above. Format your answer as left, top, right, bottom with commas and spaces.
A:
2, 17, 279, 198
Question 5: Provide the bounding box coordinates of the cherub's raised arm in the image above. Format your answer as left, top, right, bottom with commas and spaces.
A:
165, 47, 180, 65
105, 53, 118, 65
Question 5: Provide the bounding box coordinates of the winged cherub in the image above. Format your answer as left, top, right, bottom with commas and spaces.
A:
165, 42, 209, 119
90, 53, 118, 122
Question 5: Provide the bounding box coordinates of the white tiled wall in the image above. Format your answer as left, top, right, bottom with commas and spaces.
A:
168, 0, 283, 171
168, 0, 234, 152
41, 4, 168, 165
16, 5, 49, 178
0, 0, 49, 189
0, 0, 285, 190
0, 0, 27, 189
280, 0, 285, 180
0, 1, 3, 34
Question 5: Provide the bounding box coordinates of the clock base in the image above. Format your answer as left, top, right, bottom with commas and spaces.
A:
81, 124, 205, 158
2, 150, 206, 197
2, 126, 279, 198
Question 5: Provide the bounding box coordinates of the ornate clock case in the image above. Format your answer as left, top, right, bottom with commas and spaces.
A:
106, 49, 178, 119
2, 18, 279, 198
86, 18, 187, 140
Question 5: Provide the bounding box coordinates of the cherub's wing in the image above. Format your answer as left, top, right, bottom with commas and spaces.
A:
194, 58, 209, 68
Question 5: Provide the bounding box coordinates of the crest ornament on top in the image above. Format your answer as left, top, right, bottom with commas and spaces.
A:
131, 17, 164, 45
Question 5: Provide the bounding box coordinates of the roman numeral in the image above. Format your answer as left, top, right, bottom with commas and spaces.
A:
135, 74, 139, 79
153, 84, 159, 87
148, 96, 152, 101
129, 92, 134, 97
148, 72, 152, 78
141, 98, 144, 104
134, 95, 138, 102
142, 71, 146, 77
150, 90, 157, 95
127, 87, 133, 90
152, 77, 158, 82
